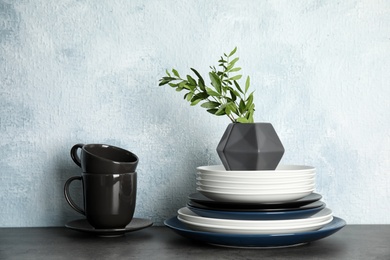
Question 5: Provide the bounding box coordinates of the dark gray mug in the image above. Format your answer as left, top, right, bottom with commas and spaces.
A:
71, 143, 138, 174
64, 172, 137, 229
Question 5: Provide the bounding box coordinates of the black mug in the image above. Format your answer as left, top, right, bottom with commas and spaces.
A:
71, 143, 138, 174
64, 172, 137, 229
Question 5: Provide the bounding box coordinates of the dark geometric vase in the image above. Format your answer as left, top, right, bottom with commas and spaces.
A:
216, 123, 285, 171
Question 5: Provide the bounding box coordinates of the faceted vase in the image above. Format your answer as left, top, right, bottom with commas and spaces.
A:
216, 123, 285, 171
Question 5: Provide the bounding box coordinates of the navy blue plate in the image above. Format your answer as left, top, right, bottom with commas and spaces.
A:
187, 202, 325, 220
164, 216, 346, 248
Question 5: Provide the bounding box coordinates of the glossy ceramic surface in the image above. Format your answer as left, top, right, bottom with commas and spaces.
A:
178, 207, 332, 229
196, 172, 316, 182
186, 202, 325, 220
188, 192, 322, 209
197, 164, 315, 175
197, 187, 314, 203
196, 182, 315, 193
66, 218, 153, 237
71, 143, 138, 173
164, 216, 346, 248
64, 172, 137, 229
178, 215, 333, 234
196, 176, 315, 187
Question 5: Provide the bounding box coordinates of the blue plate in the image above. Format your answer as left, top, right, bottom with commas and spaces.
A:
187, 202, 325, 220
164, 216, 346, 248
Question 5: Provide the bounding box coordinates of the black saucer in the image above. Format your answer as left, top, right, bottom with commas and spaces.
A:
65, 218, 153, 237
188, 192, 322, 211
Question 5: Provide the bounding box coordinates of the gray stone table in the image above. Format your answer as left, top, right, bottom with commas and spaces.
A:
0, 225, 389, 259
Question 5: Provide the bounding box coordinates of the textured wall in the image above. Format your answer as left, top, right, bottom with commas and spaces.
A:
1, 0, 389, 227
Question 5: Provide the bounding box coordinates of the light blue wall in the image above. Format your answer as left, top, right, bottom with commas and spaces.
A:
1, 0, 389, 227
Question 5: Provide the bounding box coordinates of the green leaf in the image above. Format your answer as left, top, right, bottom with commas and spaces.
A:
228, 47, 237, 57
246, 93, 254, 110
234, 81, 244, 94
160, 76, 176, 81
158, 80, 170, 86
225, 105, 231, 115
190, 68, 206, 91
245, 107, 255, 122
229, 89, 237, 101
226, 102, 237, 114
228, 87, 241, 98
166, 70, 171, 77
229, 67, 241, 73
206, 87, 220, 96
198, 79, 205, 91
215, 103, 227, 115
229, 57, 239, 67
172, 69, 180, 78
239, 99, 246, 114
192, 92, 209, 101
228, 75, 242, 81
187, 75, 197, 86
201, 101, 220, 109
186, 92, 194, 101
215, 109, 226, 116
190, 99, 202, 106
207, 108, 218, 115
245, 76, 250, 93
179, 81, 188, 89
190, 68, 202, 79
209, 72, 221, 93
236, 117, 249, 123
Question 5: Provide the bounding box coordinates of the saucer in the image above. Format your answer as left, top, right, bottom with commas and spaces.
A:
65, 218, 153, 237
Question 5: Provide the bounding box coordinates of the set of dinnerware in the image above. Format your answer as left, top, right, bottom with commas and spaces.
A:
165, 164, 346, 248
63, 143, 153, 237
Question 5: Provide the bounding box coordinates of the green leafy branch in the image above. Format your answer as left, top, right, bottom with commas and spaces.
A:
158, 47, 255, 123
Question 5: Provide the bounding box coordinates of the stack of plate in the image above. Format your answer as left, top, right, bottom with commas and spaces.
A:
165, 165, 346, 248
196, 165, 316, 203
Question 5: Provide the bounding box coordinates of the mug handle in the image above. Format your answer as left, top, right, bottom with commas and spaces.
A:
64, 176, 85, 215
70, 143, 84, 167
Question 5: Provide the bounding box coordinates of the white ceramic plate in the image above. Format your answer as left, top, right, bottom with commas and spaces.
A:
197, 165, 315, 176
178, 215, 333, 234
197, 187, 314, 203
196, 172, 316, 182
178, 207, 332, 228
196, 182, 315, 193
196, 177, 316, 187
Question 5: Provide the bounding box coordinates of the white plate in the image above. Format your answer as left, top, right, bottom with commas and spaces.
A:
196, 177, 316, 187
197, 187, 314, 203
178, 207, 332, 228
196, 172, 316, 182
197, 165, 315, 177
196, 182, 315, 193
178, 215, 333, 234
